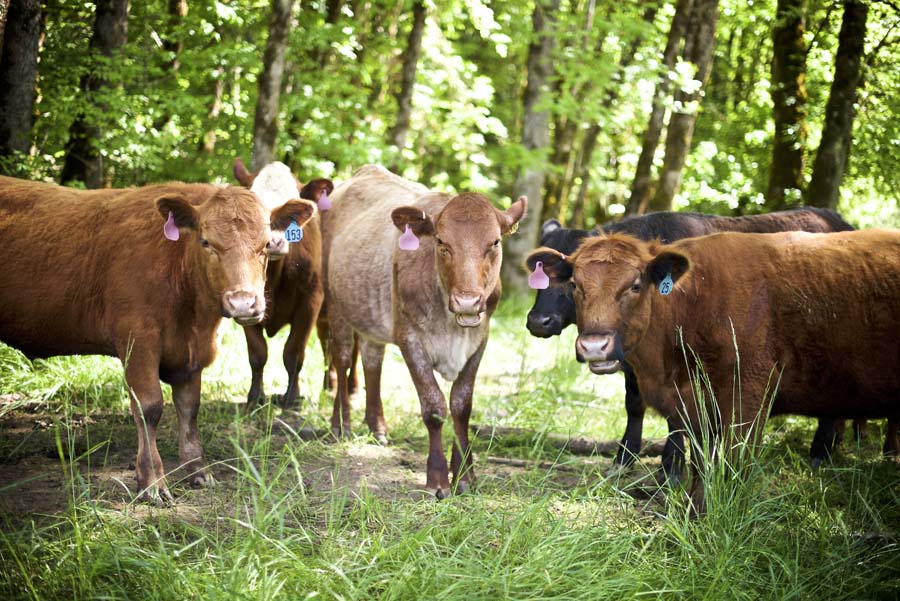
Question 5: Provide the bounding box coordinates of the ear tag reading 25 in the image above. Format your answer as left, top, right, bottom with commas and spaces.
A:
285, 221, 304, 243
658, 271, 674, 296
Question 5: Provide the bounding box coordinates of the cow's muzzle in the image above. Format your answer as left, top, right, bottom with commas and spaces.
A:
223, 290, 266, 325
266, 233, 289, 260
576, 332, 623, 375
450, 293, 485, 328
526, 311, 563, 338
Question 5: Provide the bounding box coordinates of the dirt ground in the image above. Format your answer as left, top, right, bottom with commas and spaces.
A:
0, 393, 664, 526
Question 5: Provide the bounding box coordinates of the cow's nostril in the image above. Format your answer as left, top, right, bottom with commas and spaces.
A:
540, 315, 553, 327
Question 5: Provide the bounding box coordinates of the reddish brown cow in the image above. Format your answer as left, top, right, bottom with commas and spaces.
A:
528, 229, 900, 513
0, 175, 315, 503
324, 165, 526, 497
232, 159, 344, 406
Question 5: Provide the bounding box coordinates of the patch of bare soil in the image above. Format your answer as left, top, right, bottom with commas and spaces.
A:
0, 397, 663, 527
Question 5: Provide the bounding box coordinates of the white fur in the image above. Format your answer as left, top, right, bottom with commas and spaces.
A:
250, 162, 299, 212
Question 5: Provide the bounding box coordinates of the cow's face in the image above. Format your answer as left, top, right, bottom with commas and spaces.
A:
232, 157, 332, 258
526, 235, 689, 374
156, 188, 316, 325
392, 193, 527, 328
526, 219, 583, 337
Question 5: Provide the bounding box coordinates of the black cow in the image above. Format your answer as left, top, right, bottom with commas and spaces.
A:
527, 208, 857, 480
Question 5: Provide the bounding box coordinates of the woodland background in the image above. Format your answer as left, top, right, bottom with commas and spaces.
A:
0, 0, 898, 288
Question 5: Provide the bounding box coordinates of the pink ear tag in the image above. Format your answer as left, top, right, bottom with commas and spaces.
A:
317, 190, 332, 211
398, 224, 419, 251
163, 211, 179, 242
528, 261, 550, 289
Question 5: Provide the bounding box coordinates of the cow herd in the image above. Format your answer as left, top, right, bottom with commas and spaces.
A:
0, 165, 897, 512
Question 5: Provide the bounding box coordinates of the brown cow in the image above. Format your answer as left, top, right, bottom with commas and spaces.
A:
0, 175, 316, 504
324, 165, 526, 498
527, 229, 900, 513
232, 159, 347, 406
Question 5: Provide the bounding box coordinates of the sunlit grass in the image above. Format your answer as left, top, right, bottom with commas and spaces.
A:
0, 294, 898, 600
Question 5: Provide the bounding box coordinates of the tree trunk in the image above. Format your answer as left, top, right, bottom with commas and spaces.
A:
766, 0, 808, 209
807, 0, 867, 210
0, 0, 44, 173
648, 0, 718, 213
250, 0, 295, 171
200, 66, 225, 154
152, 0, 187, 129
387, 0, 427, 161
60, 0, 130, 188
626, 0, 693, 215
501, 0, 559, 292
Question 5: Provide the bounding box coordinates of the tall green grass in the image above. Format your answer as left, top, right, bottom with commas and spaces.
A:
1, 296, 898, 600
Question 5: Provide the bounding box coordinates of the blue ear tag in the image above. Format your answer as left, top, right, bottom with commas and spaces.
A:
658, 271, 674, 296
285, 221, 304, 243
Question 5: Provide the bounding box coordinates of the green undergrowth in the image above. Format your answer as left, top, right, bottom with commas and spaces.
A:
1, 294, 898, 600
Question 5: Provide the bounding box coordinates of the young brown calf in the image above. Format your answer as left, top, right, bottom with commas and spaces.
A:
324, 165, 526, 497
232, 159, 344, 406
528, 230, 900, 513
0, 176, 315, 504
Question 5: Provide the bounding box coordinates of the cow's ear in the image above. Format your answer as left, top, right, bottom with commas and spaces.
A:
300, 178, 334, 200
497, 195, 528, 235
646, 250, 690, 288
541, 218, 562, 236
156, 194, 199, 230
232, 157, 254, 187
271, 199, 317, 230
392, 206, 435, 237
526, 247, 572, 284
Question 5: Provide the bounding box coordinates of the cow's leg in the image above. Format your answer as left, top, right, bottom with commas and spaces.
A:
172, 370, 211, 488
123, 350, 172, 505
361, 339, 388, 444
329, 314, 355, 439
316, 313, 337, 392
243, 324, 268, 408
884, 418, 899, 457
449, 341, 486, 494
348, 334, 360, 396
399, 338, 451, 498
660, 417, 686, 485
614, 365, 644, 469
281, 297, 320, 407
810, 418, 840, 468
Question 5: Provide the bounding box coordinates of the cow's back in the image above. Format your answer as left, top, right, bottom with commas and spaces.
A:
0, 179, 219, 358
323, 165, 447, 343
664, 229, 900, 419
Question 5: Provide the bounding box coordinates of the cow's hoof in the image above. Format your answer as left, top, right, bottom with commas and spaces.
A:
424, 487, 450, 500
657, 470, 682, 488
454, 480, 472, 495
189, 471, 214, 489
810, 456, 824, 470
138, 484, 175, 507
373, 432, 389, 446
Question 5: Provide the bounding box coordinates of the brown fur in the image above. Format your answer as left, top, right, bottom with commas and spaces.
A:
0, 175, 313, 504
231, 159, 336, 406
528, 229, 900, 512
323, 165, 526, 496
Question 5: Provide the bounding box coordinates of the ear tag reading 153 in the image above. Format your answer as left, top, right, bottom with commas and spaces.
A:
658, 271, 674, 296
285, 221, 304, 243
398, 224, 419, 251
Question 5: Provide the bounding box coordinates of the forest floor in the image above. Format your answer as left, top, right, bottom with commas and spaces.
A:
1, 297, 898, 600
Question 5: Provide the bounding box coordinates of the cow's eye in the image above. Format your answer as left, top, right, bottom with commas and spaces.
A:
435, 237, 444, 246
631, 281, 642, 293
493, 239, 500, 247
200, 238, 210, 248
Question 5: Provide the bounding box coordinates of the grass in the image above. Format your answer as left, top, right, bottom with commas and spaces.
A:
0, 294, 898, 600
